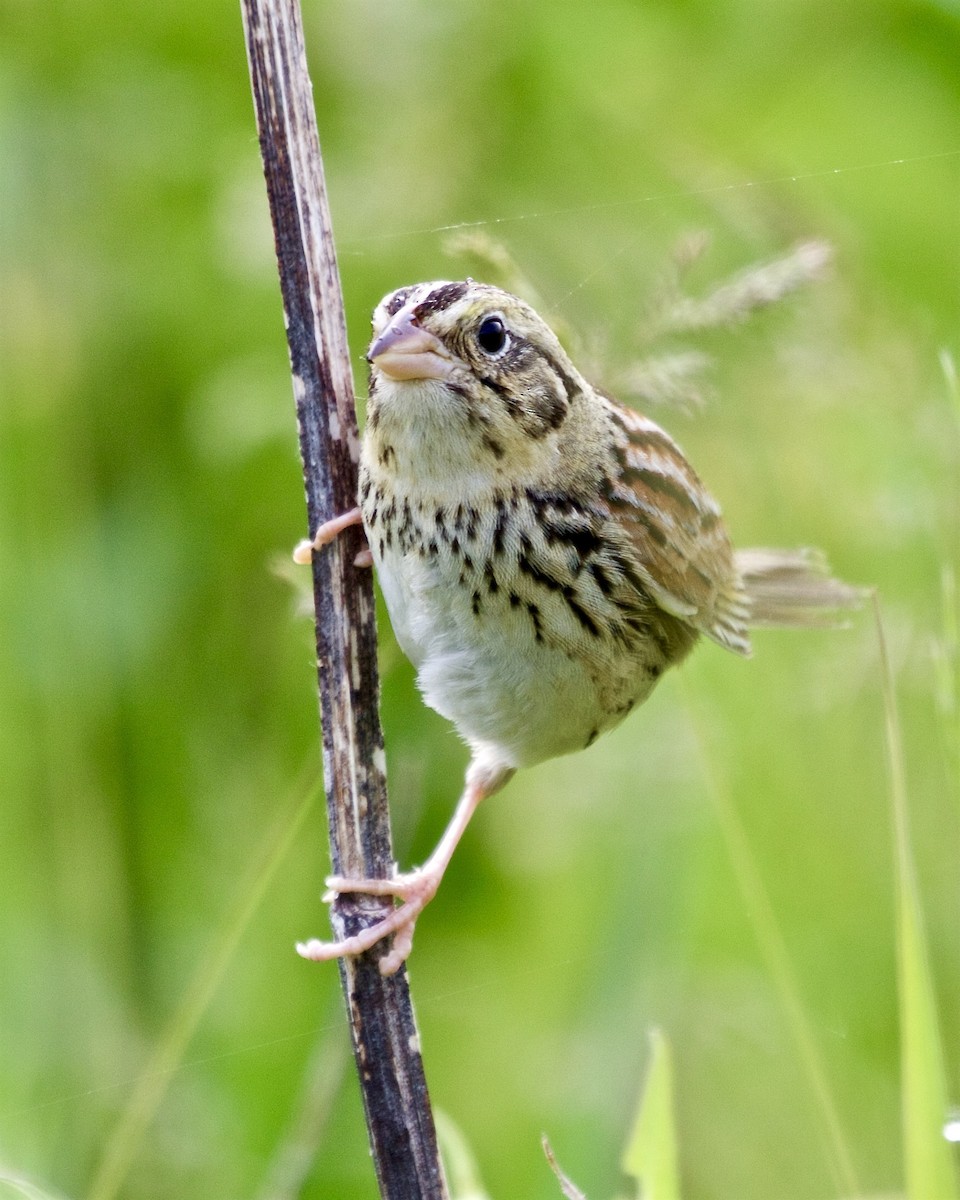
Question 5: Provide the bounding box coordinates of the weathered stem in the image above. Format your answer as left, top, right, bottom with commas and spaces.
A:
240, 2, 448, 1195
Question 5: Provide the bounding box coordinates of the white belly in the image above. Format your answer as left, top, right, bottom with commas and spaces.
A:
372, 541, 648, 770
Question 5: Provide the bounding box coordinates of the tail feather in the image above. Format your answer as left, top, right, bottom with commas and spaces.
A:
736, 547, 866, 630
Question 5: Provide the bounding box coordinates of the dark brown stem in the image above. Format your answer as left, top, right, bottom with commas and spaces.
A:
240, 2, 448, 1196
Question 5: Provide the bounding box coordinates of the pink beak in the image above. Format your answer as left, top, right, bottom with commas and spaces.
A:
367, 308, 455, 381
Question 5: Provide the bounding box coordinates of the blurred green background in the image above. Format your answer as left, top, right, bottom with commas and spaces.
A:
2, 1, 959, 1197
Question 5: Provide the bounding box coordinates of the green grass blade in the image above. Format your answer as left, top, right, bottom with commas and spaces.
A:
898, 882, 957, 1200
86, 771, 319, 1200
874, 596, 959, 1200
0, 1170, 71, 1200
435, 1111, 492, 1200
622, 1028, 680, 1200
684, 691, 860, 1197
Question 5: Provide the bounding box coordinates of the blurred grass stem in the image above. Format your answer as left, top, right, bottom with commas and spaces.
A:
87, 773, 318, 1200
874, 596, 958, 1199
684, 688, 860, 1198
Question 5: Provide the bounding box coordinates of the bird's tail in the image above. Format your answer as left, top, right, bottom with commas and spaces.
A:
735, 547, 866, 630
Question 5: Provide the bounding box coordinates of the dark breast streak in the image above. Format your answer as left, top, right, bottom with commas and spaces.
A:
360, 467, 696, 676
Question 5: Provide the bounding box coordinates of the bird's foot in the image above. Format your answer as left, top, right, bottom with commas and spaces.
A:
292, 506, 370, 566
295, 867, 441, 976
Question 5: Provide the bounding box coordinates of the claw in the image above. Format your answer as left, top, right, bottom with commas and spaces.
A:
297, 869, 438, 975
297, 761, 510, 972
293, 507, 364, 563
324, 871, 434, 904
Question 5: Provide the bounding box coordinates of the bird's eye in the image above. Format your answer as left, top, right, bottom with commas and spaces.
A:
476, 316, 508, 356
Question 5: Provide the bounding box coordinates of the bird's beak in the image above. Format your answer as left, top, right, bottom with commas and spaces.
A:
366, 309, 455, 381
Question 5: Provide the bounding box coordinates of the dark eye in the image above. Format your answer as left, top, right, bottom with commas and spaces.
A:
476, 316, 508, 355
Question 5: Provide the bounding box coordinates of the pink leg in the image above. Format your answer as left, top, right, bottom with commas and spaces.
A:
297, 759, 513, 975
293, 506, 368, 565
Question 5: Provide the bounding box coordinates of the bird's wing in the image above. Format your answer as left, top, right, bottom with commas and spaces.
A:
600, 400, 751, 655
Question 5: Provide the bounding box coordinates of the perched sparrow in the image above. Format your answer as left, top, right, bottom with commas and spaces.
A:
295, 279, 860, 975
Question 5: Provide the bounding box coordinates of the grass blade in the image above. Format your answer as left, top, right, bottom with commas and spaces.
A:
0, 1169, 71, 1200
435, 1111, 492, 1200
622, 1027, 681, 1200
87, 772, 319, 1200
874, 596, 958, 1200
685, 690, 860, 1197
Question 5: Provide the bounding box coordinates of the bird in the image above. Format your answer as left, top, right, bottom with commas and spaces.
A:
294, 278, 861, 975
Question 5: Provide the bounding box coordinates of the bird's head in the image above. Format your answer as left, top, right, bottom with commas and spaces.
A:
364, 280, 586, 486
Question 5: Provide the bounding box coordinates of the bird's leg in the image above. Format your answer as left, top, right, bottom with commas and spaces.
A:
297, 759, 513, 975
293, 506, 370, 567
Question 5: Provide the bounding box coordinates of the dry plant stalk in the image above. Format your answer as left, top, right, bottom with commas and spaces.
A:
241, 0, 448, 1195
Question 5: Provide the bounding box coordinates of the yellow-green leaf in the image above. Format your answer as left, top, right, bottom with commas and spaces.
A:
876, 597, 958, 1200
622, 1028, 680, 1200
436, 1110, 492, 1200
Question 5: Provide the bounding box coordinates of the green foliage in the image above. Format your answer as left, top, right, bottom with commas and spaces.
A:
622, 1030, 680, 1200
875, 601, 958, 1200
898, 833, 957, 1200
2, 1, 959, 1198
0, 1170, 70, 1200
436, 1111, 492, 1200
